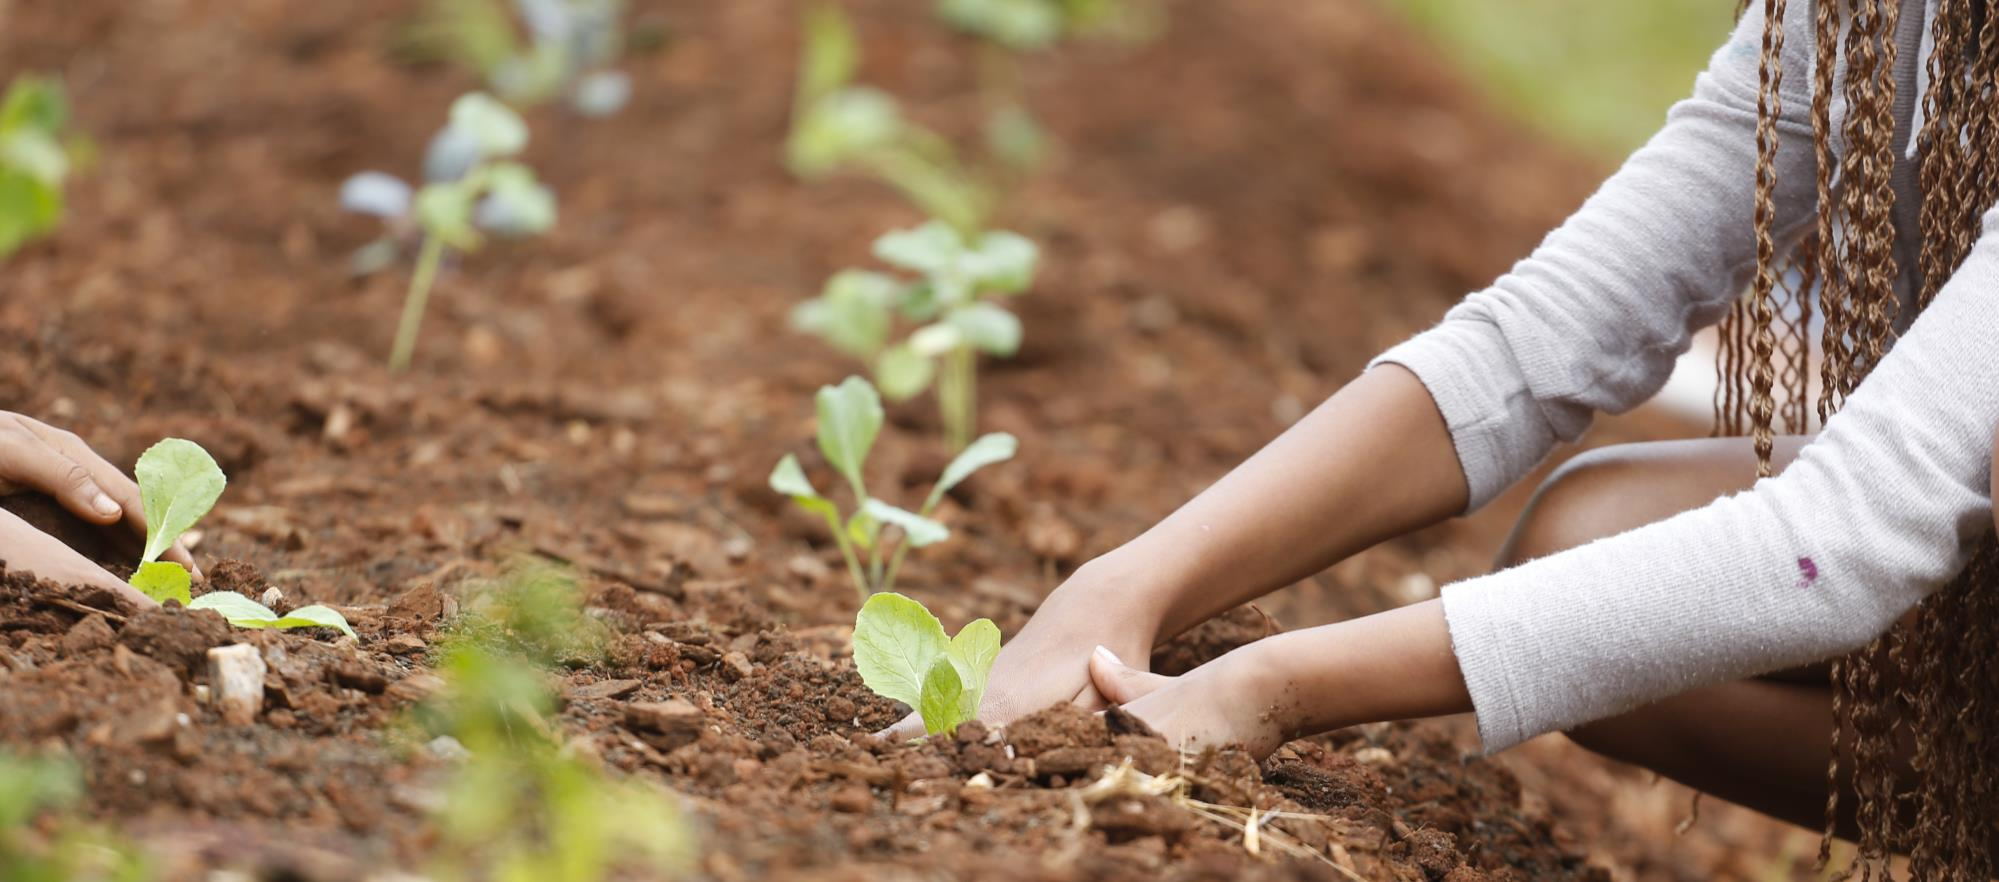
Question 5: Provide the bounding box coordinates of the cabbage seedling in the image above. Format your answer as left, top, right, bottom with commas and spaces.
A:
770, 376, 1017, 601
793, 220, 1037, 451
851, 592, 1000, 736
0, 75, 90, 262
405, 0, 634, 117
125, 438, 357, 640
342, 93, 556, 372
786, 5, 991, 233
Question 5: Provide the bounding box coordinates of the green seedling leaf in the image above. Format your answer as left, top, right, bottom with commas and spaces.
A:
0, 76, 68, 136
133, 438, 226, 565
945, 301, 1022, 356
908, 322, 964, 357
964, 230, 1039, 293
270, 604, 360, 641
945, 617, 1001, 719
448, 92, 529, 158
814, 376, 883, 498
187, 591, 278, 623
769, 453, 841, 523
851, 592, 948, 709
789, 87, 902, 176
476, 161, 556, 236
938, 0, 1064, 49
130, 561, 192, 607
874, 342, 935, 401
917, 656, 965, 735
872, 220, 963, 276
0, 129, 67, 186
793, 269, 898, 358
416, 180, 481, 250
845, 505, 881, 551
187, 592, 359, 640
861, 499, 948, 548
924, 432, 1018, 511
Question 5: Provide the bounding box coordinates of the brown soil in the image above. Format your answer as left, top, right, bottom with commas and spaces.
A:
0, 0, 1815, 879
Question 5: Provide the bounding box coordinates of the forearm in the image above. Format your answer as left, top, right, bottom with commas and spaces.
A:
1095, 365, 1467, 641
1252, 599, 1471, 739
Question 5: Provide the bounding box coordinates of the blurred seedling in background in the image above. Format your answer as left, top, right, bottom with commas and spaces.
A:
852, 592, 1000, 737
770, 376, 1017, 601
793, 220, 1037, 451
411, 565, 688, 882
787, 5, 992, 234
125, 439, 356, 639
341, 93, 556, 373
0, 754, 151, 882
405, 0, 634, 117
0, 75, 93, 262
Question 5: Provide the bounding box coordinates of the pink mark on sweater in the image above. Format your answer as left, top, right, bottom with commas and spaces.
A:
1795, 557, 1819, 589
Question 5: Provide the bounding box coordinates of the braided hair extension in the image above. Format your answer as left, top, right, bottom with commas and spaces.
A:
1728, 1, 1999, 877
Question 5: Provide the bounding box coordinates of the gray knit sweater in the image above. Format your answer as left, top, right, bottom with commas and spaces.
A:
1373, 0, 1999, 751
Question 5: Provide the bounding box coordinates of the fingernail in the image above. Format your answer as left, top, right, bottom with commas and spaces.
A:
92, 493, 120, 516
1093, 645, 1123, 667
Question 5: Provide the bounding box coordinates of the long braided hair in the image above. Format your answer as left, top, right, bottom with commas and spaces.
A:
1718, 0, 1999, 877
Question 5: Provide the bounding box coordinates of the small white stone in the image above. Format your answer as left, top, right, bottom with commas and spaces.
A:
427, 735, 471, 762
206, 643, 267, 726
261, 586, 284, 608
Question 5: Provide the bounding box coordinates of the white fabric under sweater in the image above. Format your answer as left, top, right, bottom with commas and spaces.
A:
1371, 1, 1999, 751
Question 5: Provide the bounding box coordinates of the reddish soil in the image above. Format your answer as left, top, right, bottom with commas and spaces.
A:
0, 0, 1818, 879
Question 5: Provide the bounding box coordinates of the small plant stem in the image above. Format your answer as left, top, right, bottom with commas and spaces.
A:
388, 234, 448, 374
881, 542, 911, 595
938, 344, 977, 452
830, 522, 870, 603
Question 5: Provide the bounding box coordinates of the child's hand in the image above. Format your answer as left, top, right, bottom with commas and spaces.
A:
874, 558, 1162, 741
1088, 640, 1291, 758
0, 506, 157, 609
0, 412, 200, 588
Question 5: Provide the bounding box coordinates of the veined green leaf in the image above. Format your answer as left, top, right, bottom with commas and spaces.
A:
814, 376, 883, 499
270, 604, 359, 641
945, 617, 1001, 718
134, 438, 226, 565
130, 561, 192, 607
924, 432, 1017, 512
861, 499, 949, 548
794, 269, 898, 358
945, 301, 1022, 356
851, 592, 948, 709
187, 591, 279, 624
918, 656, 965, 735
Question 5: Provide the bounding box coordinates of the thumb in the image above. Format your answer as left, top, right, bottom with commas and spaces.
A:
1089, 646, 1170, 706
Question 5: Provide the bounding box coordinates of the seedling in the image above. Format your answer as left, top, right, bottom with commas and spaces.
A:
341, 93, 556, 372
792, 220, 1037, 451
786, 5, 991, 233
851, 592, 1000, 736
0, 75, 90, 261
417, 567, 687, 882
125, 438, 356, 640
405, 0, 633, 117
936, 0, 1133, 50
0, 754, 151, 882
770, 376, 1017, 601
